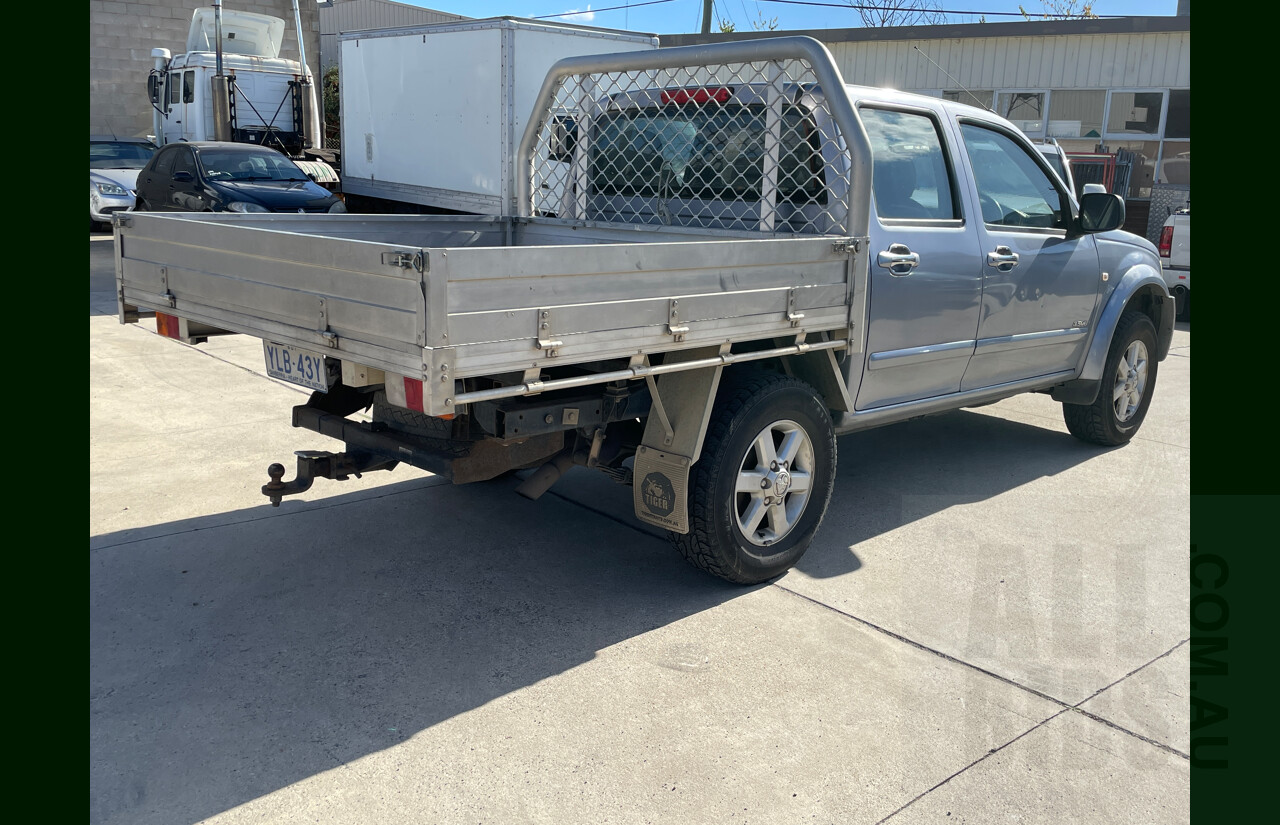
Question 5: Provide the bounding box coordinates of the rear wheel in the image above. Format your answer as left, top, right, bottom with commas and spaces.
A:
671, 373, 837, 584
1063, 310, 1158, 446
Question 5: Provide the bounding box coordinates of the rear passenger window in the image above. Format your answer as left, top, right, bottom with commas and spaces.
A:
859, 107, 957, 221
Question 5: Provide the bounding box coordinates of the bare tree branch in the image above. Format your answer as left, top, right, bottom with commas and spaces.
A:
1018, 1, 1101, 20
846, 1, 949, 27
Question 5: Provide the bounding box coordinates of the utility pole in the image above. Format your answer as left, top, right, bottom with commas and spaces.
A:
701, 0, 713, 34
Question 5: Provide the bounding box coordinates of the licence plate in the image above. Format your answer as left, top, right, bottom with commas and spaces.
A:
263, 341, 334, 392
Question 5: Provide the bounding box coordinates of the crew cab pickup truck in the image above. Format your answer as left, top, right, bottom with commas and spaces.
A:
115, 38, 1175, 583
1159, 207, 1190, 321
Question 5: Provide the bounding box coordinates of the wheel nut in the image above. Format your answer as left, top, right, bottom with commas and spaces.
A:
764, 496, 773, 505
770, 461, 778, 471
761, 478, 770, 489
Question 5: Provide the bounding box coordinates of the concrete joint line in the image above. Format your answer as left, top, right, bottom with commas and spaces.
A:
874, 709, 1071, 824
772, 585, 1191, 760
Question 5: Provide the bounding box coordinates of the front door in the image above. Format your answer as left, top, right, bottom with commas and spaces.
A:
166, 146, 204, 211
954, 122, 1103, 390
855, 104, 984, 410
180, 70, 198, 142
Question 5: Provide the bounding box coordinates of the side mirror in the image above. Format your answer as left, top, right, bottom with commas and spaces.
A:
1077, 192, 1125, 234
147, 75, 160, 104
172, 171, 194, 183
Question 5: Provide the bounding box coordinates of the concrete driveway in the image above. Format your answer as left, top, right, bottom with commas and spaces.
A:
90, 234, 1191, 824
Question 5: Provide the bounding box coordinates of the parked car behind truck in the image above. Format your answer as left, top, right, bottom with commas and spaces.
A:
90, 136, 157, 230
115, 38, 1175, 583
1159, 207, 1190, 321
134, 142, 346, 214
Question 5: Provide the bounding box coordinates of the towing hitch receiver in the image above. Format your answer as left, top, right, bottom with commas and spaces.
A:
262, 450, 398, 506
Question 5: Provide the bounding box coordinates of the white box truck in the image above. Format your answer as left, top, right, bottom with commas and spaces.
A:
338, 16, 657, 214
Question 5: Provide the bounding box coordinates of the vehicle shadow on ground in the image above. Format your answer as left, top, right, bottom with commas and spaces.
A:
537, 407, 1103, 582
797, 407, 1105, 578
90, 408, 1105, 824
90, 476, 746, 825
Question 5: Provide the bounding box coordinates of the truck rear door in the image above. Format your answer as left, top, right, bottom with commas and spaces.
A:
853, 102, 984, 410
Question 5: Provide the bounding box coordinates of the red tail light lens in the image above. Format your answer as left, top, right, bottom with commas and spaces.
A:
403, 376, 424, 412
661, 87, 731, 105
1158, 226, 1173, 257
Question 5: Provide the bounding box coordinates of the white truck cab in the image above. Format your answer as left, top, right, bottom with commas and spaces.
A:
146, 6, 335, 184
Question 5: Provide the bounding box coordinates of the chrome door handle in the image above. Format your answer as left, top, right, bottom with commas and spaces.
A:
877, 243, 920, 276
986, 245, 1019, 272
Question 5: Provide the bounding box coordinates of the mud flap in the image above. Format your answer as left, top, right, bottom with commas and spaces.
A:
632, 348, 724, 533
633, 447, 692, 532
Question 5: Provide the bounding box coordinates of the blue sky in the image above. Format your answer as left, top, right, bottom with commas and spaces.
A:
397, 1, 1180, 36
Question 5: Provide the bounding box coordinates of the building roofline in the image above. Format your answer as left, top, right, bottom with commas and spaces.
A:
660, 15, 1188, 47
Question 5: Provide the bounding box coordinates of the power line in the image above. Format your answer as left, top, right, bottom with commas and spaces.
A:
758, 1, 1125, 18
533, 0, 676, 21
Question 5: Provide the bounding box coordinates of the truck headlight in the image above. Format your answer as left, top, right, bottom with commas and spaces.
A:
328, 200, 348, 213
94, 182, 129, 196
227, 202, 270, 213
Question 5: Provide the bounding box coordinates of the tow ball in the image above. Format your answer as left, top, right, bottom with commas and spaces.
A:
261, 450, 397, 506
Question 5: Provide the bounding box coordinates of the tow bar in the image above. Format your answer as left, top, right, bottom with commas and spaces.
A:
262, 450, 399, 506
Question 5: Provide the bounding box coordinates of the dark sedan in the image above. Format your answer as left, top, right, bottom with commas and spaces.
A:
135, 142, 345, 214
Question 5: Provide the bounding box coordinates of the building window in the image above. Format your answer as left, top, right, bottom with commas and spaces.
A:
943, 90, 995, 110
1159, 141, 1190, 185
1047, 90, 1105, 139
996, 92, 1046, 136
1107, 140, 1161, 199
1106, 91, 1164, 136
1165, 90, 1190, 139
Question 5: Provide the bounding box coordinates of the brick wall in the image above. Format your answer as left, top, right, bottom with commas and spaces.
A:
90, 1, 321, 138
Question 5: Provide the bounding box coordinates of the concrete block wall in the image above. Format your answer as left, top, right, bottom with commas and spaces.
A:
90, 1, 321, 139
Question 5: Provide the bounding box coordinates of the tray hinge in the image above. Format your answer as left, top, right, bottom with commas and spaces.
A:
535, 307, 563, 357
667, 298, 690, 342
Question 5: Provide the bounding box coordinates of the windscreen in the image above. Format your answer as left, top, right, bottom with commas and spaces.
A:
198, 150, 307, 182
91, 141, 157, 169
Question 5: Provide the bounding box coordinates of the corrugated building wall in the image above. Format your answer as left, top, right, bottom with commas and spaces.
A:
90, 1, 320, 139
825, 30, 1190, 90
319, 0, 466, 75
666, 16, 1190, 236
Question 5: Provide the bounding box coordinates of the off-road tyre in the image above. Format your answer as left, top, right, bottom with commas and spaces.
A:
671, 372, 837, 584
1063, 310, 1158, 446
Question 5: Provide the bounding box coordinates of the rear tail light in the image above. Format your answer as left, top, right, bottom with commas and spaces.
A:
385, 374, 453, 419
403, 376, 424, 412
156, 311, 182, 339
661, 87, 731, 105
1158, 226, 1173, 258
